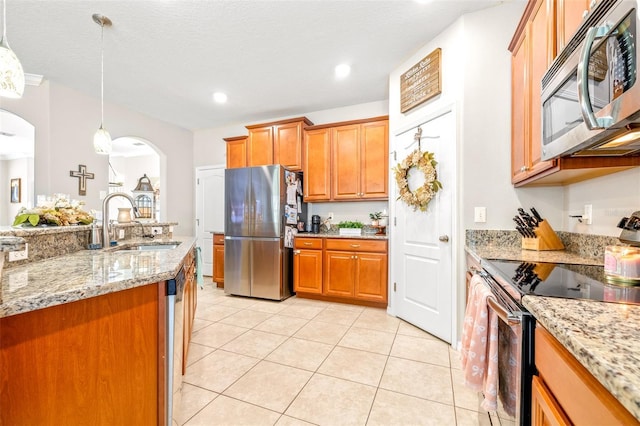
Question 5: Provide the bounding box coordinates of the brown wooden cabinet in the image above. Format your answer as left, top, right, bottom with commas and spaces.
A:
324, 238, 388, 303
213, 233, 224, 288
509, 0, 640, 187
246, 117, 312, 170
293, 237, 388, 307
303, 127, 332, 201
333, 120, 388, 200
293, 237, 323, 294
0, 283, 166, 425
225, 135, 248, 169
303, 116, 389, 202
533, 325, 639, 425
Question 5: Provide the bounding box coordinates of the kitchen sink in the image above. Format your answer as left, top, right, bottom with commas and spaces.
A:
111, 243, 180, 251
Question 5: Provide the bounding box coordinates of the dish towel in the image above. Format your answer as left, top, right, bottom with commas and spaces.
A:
195, 246, 204, 289
461, 274, 499, 412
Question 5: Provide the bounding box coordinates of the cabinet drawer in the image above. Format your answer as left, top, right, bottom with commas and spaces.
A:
535, 326, 637, 425
295, 237, 323, 250
213, 233, 225, 245
325, 238, 387, 253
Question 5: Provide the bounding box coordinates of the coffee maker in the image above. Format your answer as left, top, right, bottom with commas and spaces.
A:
312, 215, 321, 234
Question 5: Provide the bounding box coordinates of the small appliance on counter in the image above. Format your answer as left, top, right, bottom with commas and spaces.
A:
311, 215, 321, 234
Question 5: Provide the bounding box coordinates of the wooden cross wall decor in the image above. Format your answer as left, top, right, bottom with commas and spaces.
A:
70, 164, 95, 196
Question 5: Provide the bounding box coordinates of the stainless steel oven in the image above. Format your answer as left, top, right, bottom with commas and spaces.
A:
469, 265, 535, 425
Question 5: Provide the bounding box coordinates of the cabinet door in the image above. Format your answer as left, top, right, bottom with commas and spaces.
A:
248, 126, 274, 166
213, 243, 225, 285
226, 138, 247, 169
531, 375, 571, 426
324, 250, 355, 297
528, 0, 555, 177
303, 128, 332, 201
511, 31, 528, 183
274, 121, 303, 170
354, 252, 387, 302
558, 0, 590, 51
360, 120, 388, 199
294, 249, 323, 294
332, 124, 361, 199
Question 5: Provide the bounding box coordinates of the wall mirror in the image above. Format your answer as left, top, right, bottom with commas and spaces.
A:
0, 109, 35, 227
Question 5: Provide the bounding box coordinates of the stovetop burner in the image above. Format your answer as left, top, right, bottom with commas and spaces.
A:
483, 259, 640, 305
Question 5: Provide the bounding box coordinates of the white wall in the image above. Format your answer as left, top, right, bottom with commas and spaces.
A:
0, 82, 195, 235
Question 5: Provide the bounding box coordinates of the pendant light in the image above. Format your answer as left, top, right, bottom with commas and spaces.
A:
92, 14, 112, 155
0, 0, 24, 98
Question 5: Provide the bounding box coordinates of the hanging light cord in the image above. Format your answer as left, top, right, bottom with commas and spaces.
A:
99, 19, 105, 128
2, 0, 7, 45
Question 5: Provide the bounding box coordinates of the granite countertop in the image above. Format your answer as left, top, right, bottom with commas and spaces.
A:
0, 236, 196, 318
295, 232, 388, 240
523, 296, 640, 421
466, 240, 640, 421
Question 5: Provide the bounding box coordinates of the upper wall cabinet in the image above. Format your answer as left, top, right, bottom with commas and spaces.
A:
303, 116, 389, 202
224, 136, 248, 169
246, 117, 313, 170
509, 0, 640, 187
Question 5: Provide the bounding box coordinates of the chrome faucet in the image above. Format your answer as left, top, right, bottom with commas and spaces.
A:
102, 193, 139, 247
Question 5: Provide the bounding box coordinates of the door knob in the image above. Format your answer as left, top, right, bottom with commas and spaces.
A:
439, 235, 449, 242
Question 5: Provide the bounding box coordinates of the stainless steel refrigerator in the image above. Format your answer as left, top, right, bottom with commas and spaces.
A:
224, 165, 305, 300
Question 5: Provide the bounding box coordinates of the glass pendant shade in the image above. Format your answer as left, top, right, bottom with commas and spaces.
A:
0, 0, 24, 99
93, 126, 112, 155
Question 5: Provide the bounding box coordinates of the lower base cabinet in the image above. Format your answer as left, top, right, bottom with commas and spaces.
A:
0, 283, 166, 425
294, 237, 388, 307
213, 233, 224, 288
533, 325, 639, 425
183, 248, 197, 375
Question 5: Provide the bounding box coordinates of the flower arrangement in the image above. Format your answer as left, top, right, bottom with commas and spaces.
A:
13, 195, 94, 227
393, 149, 442, 212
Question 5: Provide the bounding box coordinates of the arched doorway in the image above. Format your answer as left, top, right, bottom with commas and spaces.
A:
108, 136, 165, 222
0, 110, 35, 226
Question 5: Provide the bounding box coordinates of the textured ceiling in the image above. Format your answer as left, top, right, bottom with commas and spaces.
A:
8, 0, 507, 130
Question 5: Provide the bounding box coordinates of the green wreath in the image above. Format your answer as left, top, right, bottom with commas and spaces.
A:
393, 149, 442, 212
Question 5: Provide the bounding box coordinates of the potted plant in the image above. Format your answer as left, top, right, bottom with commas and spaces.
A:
337, 220, 364, 236
369, 211, 382, 226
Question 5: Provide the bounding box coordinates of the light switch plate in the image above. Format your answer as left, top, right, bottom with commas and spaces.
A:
474, 207, 487, 223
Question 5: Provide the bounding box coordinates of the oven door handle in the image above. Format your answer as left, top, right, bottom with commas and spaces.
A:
487, 296, 521, 326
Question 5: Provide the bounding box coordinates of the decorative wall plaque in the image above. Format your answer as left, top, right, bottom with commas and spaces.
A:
70, 164, 94, 196
400, 48, 442, 113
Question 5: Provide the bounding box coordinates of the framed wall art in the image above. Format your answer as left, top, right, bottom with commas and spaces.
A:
10, 178, 21, 203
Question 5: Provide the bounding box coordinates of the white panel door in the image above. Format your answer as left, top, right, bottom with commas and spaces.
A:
195, 165, 225, 277
391, 109, 454, 343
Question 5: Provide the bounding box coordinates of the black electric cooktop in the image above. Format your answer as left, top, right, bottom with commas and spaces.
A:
483, 259, 640, 305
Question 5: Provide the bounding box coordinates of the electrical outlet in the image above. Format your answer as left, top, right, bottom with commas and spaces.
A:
9, 243, 28, 262
584, 204, 593, 225
474, 207, 487, 223
118, 229, 125, 239
328, 212, 334, 221
151, 227, 163, 236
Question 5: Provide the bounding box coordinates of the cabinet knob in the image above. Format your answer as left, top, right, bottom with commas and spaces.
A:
294, 250, 300, 255
439, 235, 450, 242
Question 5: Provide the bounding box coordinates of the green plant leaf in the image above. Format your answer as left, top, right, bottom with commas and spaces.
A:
28, 214, 40, 226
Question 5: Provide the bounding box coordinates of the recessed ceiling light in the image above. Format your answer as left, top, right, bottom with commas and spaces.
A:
335, 64, 351, 79
213, 92, 228, 104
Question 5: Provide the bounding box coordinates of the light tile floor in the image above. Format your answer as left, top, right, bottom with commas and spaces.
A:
179, 285, 510, 426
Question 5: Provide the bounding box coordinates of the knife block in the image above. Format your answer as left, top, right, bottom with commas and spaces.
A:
521, 220, 565, 251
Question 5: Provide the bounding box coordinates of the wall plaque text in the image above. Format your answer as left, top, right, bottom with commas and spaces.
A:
400, 48, 442, 113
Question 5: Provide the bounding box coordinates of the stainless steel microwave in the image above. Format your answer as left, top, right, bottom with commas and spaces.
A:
541, 0, 640, 160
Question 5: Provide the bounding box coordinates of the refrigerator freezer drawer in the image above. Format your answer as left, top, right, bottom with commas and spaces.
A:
224, 237, 251, 297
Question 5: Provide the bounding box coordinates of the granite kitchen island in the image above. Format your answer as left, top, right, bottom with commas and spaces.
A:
0, 226, 196, 426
